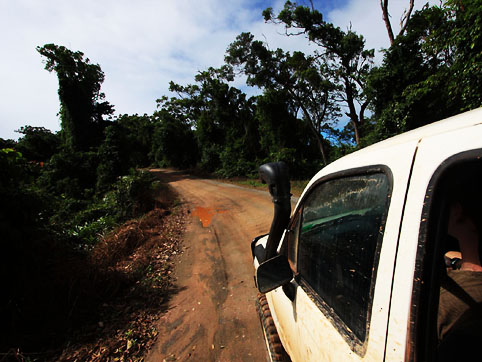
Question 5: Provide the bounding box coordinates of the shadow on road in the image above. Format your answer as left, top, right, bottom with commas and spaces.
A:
149, 168, 204, 183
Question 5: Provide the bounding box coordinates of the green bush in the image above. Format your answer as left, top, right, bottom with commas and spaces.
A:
38, 150, 99, 199
199, 143, 222, 172
105, 170, 160, 220
50, 170, 160, 248
218, 146, 257, 178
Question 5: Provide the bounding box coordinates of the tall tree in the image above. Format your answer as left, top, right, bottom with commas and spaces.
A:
193, 66, 259, 175
116, 114, 155, 167
155, 67, 260, 175
15, 126, 60, 162
226, 33, 339, 164
37, 44, 114, 151
263, 1, 374, 145
367, 0, 482, 140
150, 108, 198, 169
256, 89, 323, 178
380, 0, 414, 45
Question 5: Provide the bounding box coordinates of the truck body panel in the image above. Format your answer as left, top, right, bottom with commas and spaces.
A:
253, 108, 482, 361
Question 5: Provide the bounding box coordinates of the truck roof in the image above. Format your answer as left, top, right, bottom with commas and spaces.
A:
305, 107, 482, 194
329, 108, 482, 167
357, 107, 482, 155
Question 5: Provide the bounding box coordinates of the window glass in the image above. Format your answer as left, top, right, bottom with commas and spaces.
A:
299, 173, 389, 342
286, 209, 301, 270
413, 157, 482, 361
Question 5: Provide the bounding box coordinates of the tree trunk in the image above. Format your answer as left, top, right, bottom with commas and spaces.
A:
298, 103, 328, 165
381, 0, 414, 45
315, 131, 328, 165
381, 0, 395, 45
343, 76, 361, 146
352, 120, 360, 146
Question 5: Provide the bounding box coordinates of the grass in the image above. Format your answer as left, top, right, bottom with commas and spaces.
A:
222, 177, 309, 197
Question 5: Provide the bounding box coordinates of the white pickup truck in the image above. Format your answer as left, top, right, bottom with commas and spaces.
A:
252, 108, 482, 361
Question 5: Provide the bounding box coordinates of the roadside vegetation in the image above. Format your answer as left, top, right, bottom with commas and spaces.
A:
1, 142, 187, 361
1, 0, 481, 360
221, 177, 309, 197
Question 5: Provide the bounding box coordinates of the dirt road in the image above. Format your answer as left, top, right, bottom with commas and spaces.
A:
147, 170, 281, 361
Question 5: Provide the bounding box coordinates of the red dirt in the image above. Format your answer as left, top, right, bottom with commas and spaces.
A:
147, 169, 277, 361
50, 207, 188, 362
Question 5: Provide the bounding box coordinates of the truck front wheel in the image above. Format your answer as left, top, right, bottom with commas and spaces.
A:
256, 293, 290, 362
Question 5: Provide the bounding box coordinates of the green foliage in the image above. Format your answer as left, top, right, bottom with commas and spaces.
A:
37, 44, 114, 151
218, 146, 257, 178
96, 123, 130, 192
151, 109, 198, 169
117, 114, 155, 167
195, 144, 219, 172
0, 164, 162, 353
0, 138, 16, 149
50, 170, 160, 247
15, 125, 60, 162
97, 114, 155, 192
225, 32, 340, 163
151, 63, 326, 178
366, 1, 482, 141
105, 170, 160, 221
254, 90, 323, 178
0, 149, 48, 242
0, 149, 59, 351
259, 1, 374, 145
1, 45, 168, 355
266, 147, 321, 180
153, 68, 263, 176
192, 68, 260, 172
0, 148, 28, 187
0, 149, 48, 231
38, 149, 99, 199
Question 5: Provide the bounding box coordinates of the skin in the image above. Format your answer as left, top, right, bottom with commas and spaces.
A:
448, 203, 482, 272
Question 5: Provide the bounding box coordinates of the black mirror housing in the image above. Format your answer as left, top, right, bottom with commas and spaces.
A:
256, 254, 293, 293
258, 162, 291, 261
259, 162, 290, 202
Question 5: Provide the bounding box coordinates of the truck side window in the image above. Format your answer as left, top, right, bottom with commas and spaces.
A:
286, 209, 301, 271
299, 173, 390, 343
413, 156, 482, 361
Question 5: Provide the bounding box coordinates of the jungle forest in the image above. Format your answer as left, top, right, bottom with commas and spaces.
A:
1, 0, 481, 359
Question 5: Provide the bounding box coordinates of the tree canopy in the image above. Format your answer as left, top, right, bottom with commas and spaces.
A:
37, 44, 114, 151
225, 32, 339, 164
3, 1, 480, 179
367, 0, 482, 139
1, 2, 482, 354
262, 1, 374, 145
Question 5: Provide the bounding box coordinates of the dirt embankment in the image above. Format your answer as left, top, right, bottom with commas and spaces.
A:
47, 205, 188, 361
146, 169, 278, 361
6, 181, 188, 362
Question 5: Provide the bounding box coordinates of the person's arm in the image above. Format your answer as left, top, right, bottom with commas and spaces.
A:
448, 203, 482, 271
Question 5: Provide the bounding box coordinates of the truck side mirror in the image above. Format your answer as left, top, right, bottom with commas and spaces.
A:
256, 254, 293, 293
258, 162, 291, 261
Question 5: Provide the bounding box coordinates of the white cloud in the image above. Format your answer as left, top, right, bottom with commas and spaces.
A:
0, 0, 267, 139
0, 0, 438, 140
327, 0, 439, 62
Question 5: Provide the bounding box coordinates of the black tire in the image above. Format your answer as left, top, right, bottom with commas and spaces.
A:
256, 293, 291, 362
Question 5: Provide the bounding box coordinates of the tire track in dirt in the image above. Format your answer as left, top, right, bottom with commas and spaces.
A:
147, 170, 276, 361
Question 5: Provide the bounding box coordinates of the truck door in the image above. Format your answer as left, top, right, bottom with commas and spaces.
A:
267, 140, 419, 361
387, 122, 482, 361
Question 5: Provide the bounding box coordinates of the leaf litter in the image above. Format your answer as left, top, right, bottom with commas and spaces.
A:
52, 204, 189, 362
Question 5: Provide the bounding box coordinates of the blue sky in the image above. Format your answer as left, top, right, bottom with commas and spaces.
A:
1, 0, 434, 140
